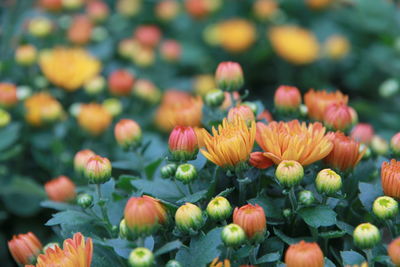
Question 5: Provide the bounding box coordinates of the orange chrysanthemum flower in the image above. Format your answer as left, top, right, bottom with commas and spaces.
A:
388, 236, 400, 266
8, 232, 43, 265
77, 103, 112, 136
233, 204, 266, 242
381, 159, 400, 199
39, 47, 101, 91
200, 117, 256, 170
25, 92, 63, 127
285, 241, 324, 267
256, 120, 333, 166
27, 232, 92, 267
210, 258, 231, 267
155, 90, 203, 132
304, 89, 348, 121
45, 176, 76, 202
323, 132, 365, 171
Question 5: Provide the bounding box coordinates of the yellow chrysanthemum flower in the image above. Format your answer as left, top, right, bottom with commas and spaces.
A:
268, 25, 320, 65
39, 47, 101, 91
256, 120, 333, 166
217, 19, 256, 53
27, 232, 92, 267
200, 117, 256, 170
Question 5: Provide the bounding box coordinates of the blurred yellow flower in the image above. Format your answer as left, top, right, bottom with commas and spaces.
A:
25, 92, 63, 126
268, 25, 320, 64
194, 74, 216, 97
78, 103, 112, 136
200, 117, 256, 170
217, 19, 256, 53
39, 47, 101, 91
323, 35, 350, 60
253, 0, 278, 20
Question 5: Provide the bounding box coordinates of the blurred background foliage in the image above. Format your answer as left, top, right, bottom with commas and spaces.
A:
0, 0, 400, 265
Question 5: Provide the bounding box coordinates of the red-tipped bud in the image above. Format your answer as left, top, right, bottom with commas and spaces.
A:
74, 149, 96, 174
285, 241, 324, 267
67, 15, 93, 45
108, 70, 135, 96
391, 132, 400, 156
227, 105, 255, 125
114, 119, 142, 149
0, 82, 18, 107
44, 176, 76, 202
274, 85, 301, 112
8, 232, 43, 265
84, 155, 112, 184
168, 126, 199, 161
134, 25, 162, 48
124, 195, 167, 239
249, 152, 273, 169
215, 62, 244, 92
233, 204, 266, 243
161, 40, 182, 62
323, 103, 353, 131
351, 123, 374, 145
86, 1, 109, 22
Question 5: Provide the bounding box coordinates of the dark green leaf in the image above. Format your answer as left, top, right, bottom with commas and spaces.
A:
255, 251, 281, 264
341, 251, 365, 265
298, 205, 337, 228
273, 228, 313, 245
154, 240, 182, 256
358, 182, 383, 211
177, 190, 207, 204
0, 123, 21, 151
319, 230, 346, 239
131, 178, 185, 202
145, 158, 163, 179
249, 195, 284, 220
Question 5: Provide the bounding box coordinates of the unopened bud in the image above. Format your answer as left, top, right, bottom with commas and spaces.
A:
175, 164, 197, 184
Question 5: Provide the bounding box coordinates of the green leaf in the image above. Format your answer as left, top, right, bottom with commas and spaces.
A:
298, 205, 337, 228
131, 178, 185, 202
145, 158, 163, 179
273, 228, 313, 245
255, 252, 281, 264
102, 238, 132, 259
41, 200, 78, 211
176, 228, 222, 267
341, 251, 365, 265
248, 195, 284, 220
92, 241, 127, 267
336, 221, 355, 235
319, 230, 346, 239
358, 182, 383, 211
177, 190, 207, 204
325, 258, 336, 267
154, 240, 182, 256
0, 123, 21, 151
1, 177, 45, 216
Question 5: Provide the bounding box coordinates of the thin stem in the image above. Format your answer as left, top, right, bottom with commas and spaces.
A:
288, 187, 297, 212
364, 249, 374, 267
226, 247, 232, 260
385, 220, 394, 239
322, 195, 328, 205
229, 91, 236, 109
238, 179, 247, 205
96, 184, 112, 228
174, 180, 187, 196
188, 183, 194, 195
249, 245, 259, 265
309, 226, 319, 242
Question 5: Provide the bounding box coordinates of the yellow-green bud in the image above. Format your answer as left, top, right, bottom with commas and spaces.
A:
360, 144, 371, 159
175, 203, 204, 234
298, 190, 315, 206
128, 247, 154, 267
315, 169, 342, 196
373, 196, 398, 220
84, 76, 105, 95
161, 163, 177, 178
119, 219, 129, 239
379, 79, 399, 98
77, 193, 93, 209
175, 164, 197, 184
221, 223, 246, 248
275, 160, 304, 187
299, 104, 308, 117
206, 196, 232, 221
204, 89, 225, 107
371, 135, 389, 156
0, 109, 11, 128
91, 27, 108, 42
353, 223, 381, 249
103, 98, 122, 117
28, 17, 52, 37
166, 260, 182, 267
282, 208, 292, 219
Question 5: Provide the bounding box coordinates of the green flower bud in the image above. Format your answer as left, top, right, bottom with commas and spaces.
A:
161, 163, 177, 178
275, 160, 304, 188
91, 26, 108, 42
242, 101, 258, 115
315, 169, 342, 196
360, 144, 371, 159
128, 247, 154, 267
84, 75, 105, 95
353, 223, 381, 249
221, 223, 246, 248
77, 193, 93, 209
282, 208, 292, 219
204, 89, 225, 107
166, 260, 182, 267
175, 203, 204, 234
371, 135, 389, 156
298, 190, 315, 206
0, 109, 11, 128
299, 104, 308, 117
119, 219, 129, 239
175, 164, 197, 184
373, 196, 398, 220
379, 79, 399, 98
206, 196, 232, 221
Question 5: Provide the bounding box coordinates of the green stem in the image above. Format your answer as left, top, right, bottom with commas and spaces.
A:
226, 247, 232, 260
136, 237, 145, 247
229, 91, 237, 109
174, 180, 187, 196
249, 245, 259, 264
96, 184, 112, 228
322, 195, 328, 205
238, 179, 247, 205
364, 249, 374, 267
309, 226, 319, 242
288, 187, 297, 212
188, 183, 194, 195
385, 220, 394, 239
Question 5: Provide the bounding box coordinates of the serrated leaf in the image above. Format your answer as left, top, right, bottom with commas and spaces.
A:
177, 190, 207, 204
341, 251, 365, 265
358, 182, 383, 211
154, 240, 182, 256
298, 205, 337, 228
255, 251, 280, 264
273, 228, 313, 245
176, 228, 222, 267
131, 178, 185, 202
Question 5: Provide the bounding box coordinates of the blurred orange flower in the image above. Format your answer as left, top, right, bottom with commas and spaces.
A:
304, 89, 348, 121
256, 120, 333, 166
78, 103, 112, 136
217, 19, 256, 53
25, 92, 63, 126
